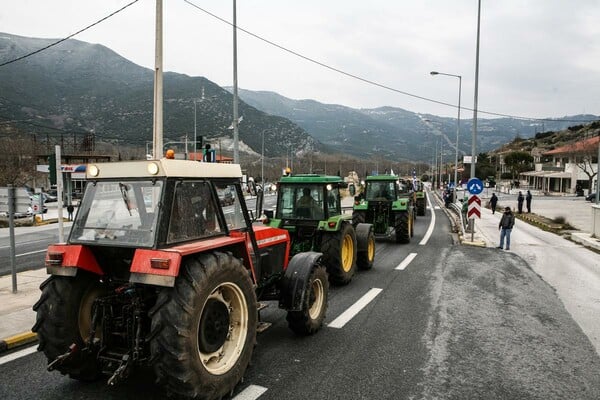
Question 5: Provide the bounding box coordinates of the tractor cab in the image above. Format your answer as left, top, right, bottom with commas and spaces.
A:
268, 174, 375, 285
352, 174, 414, 243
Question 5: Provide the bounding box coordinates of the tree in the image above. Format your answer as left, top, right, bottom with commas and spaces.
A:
503, 151, 534, 179
0, 135, 40, 186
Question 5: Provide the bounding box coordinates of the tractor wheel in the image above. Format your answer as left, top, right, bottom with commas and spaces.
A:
352, 211, 366, 226
150, 252, 257, 400
356, 224, 375, 270
32, 272, 105, 381
321, 223, 357, 285
394, 212, 410, 244
417, 198, 426, 216
286, 265, 329, 335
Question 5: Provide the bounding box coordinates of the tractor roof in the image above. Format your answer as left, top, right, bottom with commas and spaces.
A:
365, 174, 398, 182
86, 159, 243, 179
278, 174, 344, 184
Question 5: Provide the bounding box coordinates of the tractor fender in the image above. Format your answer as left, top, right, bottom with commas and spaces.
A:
355, 223, 374, 252
279, 251, 324, 311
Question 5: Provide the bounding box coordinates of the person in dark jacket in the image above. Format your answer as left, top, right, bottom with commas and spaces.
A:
498, 206, 515, 250
526, 190, 532, 213
517, 191, 524, 214
490, 193, 498, 214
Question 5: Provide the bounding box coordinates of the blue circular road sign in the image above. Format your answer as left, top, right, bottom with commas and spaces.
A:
467, 178, 484, 195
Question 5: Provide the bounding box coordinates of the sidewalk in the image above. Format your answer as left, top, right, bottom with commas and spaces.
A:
457, 192, 600, 252
0, 208, 71, 353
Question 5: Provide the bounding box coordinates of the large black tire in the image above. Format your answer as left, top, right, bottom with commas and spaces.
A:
150, 252, 257, 400
352, 211, 366, 227
394, 212, 410, 244
286, 265, 329, 335
32, 272, 105, 381
416, 198, 426, 216
321, 223, 357, 285
356, 224, 375, 270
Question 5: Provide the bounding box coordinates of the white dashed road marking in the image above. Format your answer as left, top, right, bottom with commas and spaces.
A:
328, 288, 383, 329
396, 253, 417, 270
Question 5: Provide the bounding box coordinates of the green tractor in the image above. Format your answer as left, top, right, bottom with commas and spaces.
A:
267, 174, 375, 285
413, 179, 426, 216
352, 174, 414, 244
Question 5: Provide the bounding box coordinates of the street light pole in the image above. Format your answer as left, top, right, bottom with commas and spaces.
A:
430, 71, 462, 201
194, 99, 197, 160
471, 0, 482, 179
261, 130, 265, 189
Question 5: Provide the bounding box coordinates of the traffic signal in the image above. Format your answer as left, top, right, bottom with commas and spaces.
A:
48, 154, 57, 185
196, 136, 203, 151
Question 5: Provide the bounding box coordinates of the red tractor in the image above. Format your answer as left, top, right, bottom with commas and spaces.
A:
33, 158, 328, 400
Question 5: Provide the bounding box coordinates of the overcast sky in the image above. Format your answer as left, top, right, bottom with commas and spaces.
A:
2, 0, 600, 120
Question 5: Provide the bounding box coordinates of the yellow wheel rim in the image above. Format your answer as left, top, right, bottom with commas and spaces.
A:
367, 236, 375, 262
341, 234, 354, 272
308, 277, 324, 320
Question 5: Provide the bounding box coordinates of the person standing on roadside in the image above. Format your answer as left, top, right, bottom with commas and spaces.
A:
498, 206, 515, 250
517, 191, 524, 214
526, 190, 532, 213
490, 193, 498, 214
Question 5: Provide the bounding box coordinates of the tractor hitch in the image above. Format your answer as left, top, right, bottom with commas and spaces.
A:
47, 343, 78, 371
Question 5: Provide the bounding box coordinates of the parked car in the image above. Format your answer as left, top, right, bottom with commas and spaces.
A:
586, 192, 597, 201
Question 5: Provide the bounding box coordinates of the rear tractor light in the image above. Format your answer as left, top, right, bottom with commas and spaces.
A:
328, 222, 337, 228
46, 252, 64, 267
151, 258, 171, 270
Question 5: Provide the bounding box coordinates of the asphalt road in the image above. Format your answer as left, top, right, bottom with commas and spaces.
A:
1, 194, 599, 399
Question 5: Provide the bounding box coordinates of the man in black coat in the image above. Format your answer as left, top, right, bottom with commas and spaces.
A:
517, 191, 524, 214
498, 207, 515, 250
490, 193, 498, 214
526, 190, 532, 213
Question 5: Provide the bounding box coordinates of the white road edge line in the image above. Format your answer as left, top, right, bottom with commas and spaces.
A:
0, 345, 37, 366
420, 192, 436, 245
16, 249, 47, 257
396, 253, 418, 270
233, 384, 268, 400
328, 288, 383, 329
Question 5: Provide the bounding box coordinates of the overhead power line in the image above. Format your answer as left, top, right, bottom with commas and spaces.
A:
183, 0, 597, 124
0, 0, 140, 68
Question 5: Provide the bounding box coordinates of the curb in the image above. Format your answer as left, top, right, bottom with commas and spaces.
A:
0, 332, 38, 354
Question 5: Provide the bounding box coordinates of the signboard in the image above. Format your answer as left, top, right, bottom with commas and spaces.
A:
0, 187, 31, 214
463, 155, 478, 164
467, 178, 484, 195
467, 194, 481, 219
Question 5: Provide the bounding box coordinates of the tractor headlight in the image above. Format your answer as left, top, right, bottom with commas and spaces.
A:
147, 162, 159, 175
88, 164, 99, 177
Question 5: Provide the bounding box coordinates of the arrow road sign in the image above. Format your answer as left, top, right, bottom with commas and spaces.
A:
467, 194, 481, 219
467, 178, 484, 195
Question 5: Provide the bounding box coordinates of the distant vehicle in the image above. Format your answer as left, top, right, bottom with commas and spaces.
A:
586, 192, 597, 201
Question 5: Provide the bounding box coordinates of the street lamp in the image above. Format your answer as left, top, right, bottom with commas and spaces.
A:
430, 71, 462, 202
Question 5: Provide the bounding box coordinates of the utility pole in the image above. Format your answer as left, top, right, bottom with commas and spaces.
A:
232, 0, 240, 164
152, 0, 163, 160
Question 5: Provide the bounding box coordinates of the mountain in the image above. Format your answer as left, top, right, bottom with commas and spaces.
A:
0, 33, 318, 158
1, 32, 597, 164
234, 88, 599, 162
